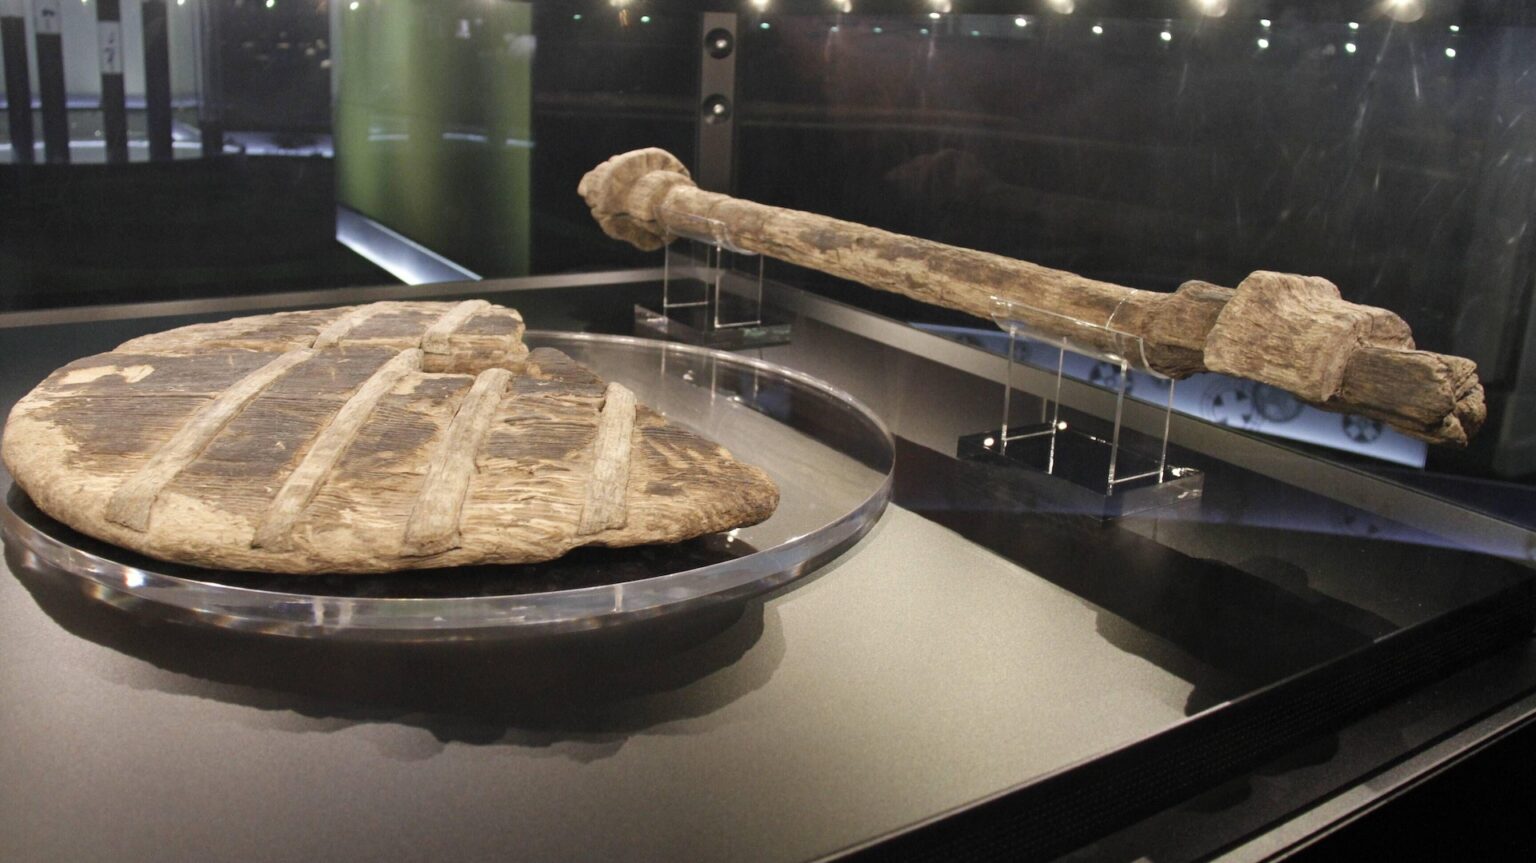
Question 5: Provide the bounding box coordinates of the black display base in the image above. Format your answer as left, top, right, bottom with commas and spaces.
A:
957, 423, 1202, 520
634, 300, 793, 351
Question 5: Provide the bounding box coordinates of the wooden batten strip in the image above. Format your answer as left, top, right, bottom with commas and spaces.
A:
105, 349, 316, 532
401, 367, 514, 557
251, 348, 424, 551
577, 382, 637, 535
421, 300, 490, 356
312, 303, 390, 349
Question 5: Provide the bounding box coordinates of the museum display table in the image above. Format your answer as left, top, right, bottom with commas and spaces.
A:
2, 276, 1532, 862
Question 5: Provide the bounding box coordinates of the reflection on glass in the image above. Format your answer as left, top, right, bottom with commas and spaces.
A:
735, 12, 1536, 498
334, 0, 533, 278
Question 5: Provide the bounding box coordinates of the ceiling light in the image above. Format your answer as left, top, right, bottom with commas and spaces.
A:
1383, 0, 1426, 24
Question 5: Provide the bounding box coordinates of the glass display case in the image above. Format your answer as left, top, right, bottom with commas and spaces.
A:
2, 3, 1535, 861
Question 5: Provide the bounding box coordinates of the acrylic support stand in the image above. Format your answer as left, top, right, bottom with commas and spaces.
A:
634, 209, 793, 350
958, 297, 1203, 520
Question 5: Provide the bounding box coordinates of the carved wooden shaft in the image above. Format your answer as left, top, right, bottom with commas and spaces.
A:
579, 148, 1484, 446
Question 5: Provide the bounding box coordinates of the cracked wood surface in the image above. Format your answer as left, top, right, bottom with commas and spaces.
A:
250, 348, 426, 553
1, 301, 778, 574
401, 366, 513, 558
578, 382, 638, 536
104, 348, 316, 532
579, 148, 1484, 445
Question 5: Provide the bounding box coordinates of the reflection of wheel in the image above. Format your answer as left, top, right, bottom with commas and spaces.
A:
1201, 379, 1262, 429
1252, 384, 1304, 423
955, 332, 1029, 363
1341, 415, 1384, 445
1340, 510, 1384, 538
1088, 361, 1130, 393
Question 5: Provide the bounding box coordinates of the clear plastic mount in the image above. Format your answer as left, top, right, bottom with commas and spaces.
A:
634, 209, 792, 350
959, 296, 1202, 518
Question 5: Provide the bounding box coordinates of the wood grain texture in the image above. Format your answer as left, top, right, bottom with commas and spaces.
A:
312, 302, 394, 348
579, 148, 1484, 445
578, 382, 638, 536
1203, 271, 1413, 404
251, 348, 425, 552
421, 300, 490, 355
1, 302, 779, 574
118, 300, 530, 375
104, 349, 315, 531
402, 367, 513, 557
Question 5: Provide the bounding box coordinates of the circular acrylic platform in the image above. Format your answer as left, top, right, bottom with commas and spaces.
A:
1, 331, 894, 641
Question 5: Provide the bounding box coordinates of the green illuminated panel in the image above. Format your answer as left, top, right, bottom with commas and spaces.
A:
335, 0, 532, 277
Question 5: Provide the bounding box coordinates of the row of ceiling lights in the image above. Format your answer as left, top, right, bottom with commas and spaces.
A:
53, 0, 1433, 20
588, 2, 1459, 39
725, 0, 1434, 23
827, 20, 1462, 54
585, 17, 1464, 55
591, 0, 1439, 24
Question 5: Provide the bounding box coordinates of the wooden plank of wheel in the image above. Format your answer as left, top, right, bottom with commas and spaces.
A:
1, 301, 779, 574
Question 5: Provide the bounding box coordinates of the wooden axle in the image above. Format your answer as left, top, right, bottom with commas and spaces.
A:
579, 148, 1483, 446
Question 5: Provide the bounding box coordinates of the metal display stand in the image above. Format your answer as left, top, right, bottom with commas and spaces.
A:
959, 297, 1202, 519
634, 209, 792, 350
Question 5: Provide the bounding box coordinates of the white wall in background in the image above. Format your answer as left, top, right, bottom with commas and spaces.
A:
0, 0, 202, 105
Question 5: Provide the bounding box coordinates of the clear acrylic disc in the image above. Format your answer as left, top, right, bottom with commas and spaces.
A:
1, 331, 894, 641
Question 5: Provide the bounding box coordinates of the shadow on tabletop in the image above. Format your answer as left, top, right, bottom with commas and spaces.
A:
4, 537, 797, 762
891, 439, 1398, 721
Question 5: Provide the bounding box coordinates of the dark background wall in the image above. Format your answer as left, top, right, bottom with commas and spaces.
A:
4, 0, 1535, 479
